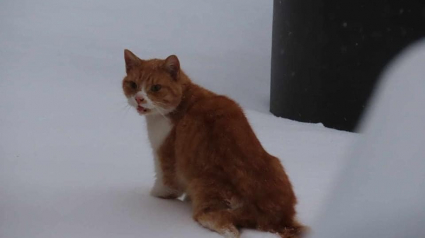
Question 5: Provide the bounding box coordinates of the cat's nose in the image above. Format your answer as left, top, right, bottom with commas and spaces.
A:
135, 96, 144, 104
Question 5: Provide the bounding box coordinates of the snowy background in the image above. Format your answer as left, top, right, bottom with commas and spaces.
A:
1, 0, 424, 237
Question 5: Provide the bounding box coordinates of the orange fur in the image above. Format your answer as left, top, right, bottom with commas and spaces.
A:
122, 50, 307, 238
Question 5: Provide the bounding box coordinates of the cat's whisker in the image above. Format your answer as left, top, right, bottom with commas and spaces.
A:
152, 101, 172, 118
114, 100, 131, 108
114, 103, 132, 114
152, 101, 168, 107
118, 105, 131, 119
153, 104, 167, 119
125, 104, 132, 116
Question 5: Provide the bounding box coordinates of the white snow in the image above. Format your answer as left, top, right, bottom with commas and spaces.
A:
0, 94, 355, 238
312, 40, 425, 238
3, 0, 409, 237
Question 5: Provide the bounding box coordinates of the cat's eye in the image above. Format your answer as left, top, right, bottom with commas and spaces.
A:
151, 84, 162, 92
129, 81, 137, 89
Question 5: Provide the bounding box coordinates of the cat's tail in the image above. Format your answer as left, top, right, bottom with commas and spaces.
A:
277, 220, 310, 238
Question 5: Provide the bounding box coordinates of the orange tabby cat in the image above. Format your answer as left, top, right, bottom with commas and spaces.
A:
122, 49, 306, 238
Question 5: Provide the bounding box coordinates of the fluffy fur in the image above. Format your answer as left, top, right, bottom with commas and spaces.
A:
122, 49, 306, 238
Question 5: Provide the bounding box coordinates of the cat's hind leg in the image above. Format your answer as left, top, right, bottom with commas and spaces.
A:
190, 179, 240, 238
195, 210, 239, 238
150, 178, 183, 199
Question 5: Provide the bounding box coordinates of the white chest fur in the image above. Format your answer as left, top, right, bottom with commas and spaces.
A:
145, 115, 177, 197
145, 114, 172, 152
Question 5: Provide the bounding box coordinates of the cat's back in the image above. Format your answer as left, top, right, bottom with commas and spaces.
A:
184, 94, 255, 137
175, 94, 266, 168
191, 95, 246, 122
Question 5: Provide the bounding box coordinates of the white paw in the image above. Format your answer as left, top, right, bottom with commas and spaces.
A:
222, 229, 239, 238
183, 194, 191, 202
150, 181, 180, 199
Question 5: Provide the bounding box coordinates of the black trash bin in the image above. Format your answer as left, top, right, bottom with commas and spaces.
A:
270, 0, 425, 131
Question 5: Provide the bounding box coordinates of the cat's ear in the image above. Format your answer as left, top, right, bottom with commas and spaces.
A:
124, 49, 142, 74
163, 55, 180, 79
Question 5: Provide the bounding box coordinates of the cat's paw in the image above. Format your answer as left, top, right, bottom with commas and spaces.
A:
150, 183, 181, 199
183, 194, 191, 202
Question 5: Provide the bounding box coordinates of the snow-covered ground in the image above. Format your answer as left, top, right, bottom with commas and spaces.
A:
5, 1, 422, 238
0, 106, 355, 237
312, 41, 425, 238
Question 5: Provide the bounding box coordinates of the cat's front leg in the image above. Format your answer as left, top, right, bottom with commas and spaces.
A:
150, 177, 182, 199
150, 153, 183, 199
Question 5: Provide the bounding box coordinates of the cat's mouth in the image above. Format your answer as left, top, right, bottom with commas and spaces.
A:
137, 105, 150, 114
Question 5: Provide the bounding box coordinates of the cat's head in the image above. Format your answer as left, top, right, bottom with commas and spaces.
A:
122, 49, 185, 116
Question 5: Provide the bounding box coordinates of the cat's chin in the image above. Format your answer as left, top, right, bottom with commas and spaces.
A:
137, 110, 150, 116
137, 105, 150, 115
134, 105, 174, 116
137, 110, 155, 116
136, 107, 160, 116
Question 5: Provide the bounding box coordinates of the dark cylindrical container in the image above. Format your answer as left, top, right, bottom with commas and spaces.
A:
270, 0, 425, 131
